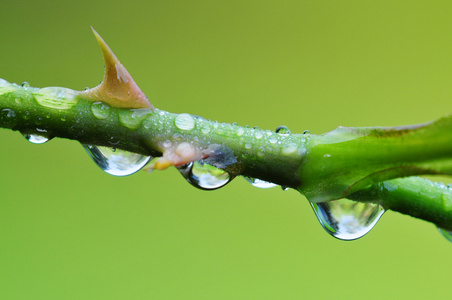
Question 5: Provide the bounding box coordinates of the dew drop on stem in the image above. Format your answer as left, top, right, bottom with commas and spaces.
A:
310, 198, 385, 240
83, 144, 151, 176
276, 125, 291, 135
244, 177, 277, 189
91, 101, 111, 119
22, 133, 50, 144
178, 160, 231, 190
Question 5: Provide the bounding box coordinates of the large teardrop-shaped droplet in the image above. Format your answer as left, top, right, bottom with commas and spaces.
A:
310, 198, 385, 240
22, 133, 50, 144
244, 177, 277, 189
438, 227, 452, 243
83, 144, 151, 176
179, 160, 230, 190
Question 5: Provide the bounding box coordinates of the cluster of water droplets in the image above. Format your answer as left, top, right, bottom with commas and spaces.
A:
310, 198, 385, 240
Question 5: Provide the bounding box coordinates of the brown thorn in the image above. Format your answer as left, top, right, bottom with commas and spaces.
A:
80, 27, 153, 109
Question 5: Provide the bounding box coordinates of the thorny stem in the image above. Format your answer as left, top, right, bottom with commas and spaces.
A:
1, 80, 452, 231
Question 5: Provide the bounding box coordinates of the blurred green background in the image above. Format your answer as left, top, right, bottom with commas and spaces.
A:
1, 1, 451, 299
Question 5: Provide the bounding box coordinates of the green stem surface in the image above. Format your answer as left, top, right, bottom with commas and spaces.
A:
1, 79, 452, 230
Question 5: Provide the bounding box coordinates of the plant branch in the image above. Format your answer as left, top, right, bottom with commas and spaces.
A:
1, 79, 452, 230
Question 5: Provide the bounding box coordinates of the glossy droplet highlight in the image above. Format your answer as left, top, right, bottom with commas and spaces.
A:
438, 227, 452, 243
276, 125, 291, 135
33, 87, 79, 110
83, 145, 151, 176
175, 113, 195, 130
22, 133, 50, 144
245, 177, 277, 189
118, 108, 152, 129
91, 101, 111, 119
311, 198, 385, 240
179, 161, 230, 190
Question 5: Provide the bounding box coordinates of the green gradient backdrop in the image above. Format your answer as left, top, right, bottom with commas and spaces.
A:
1, 1, 451, 299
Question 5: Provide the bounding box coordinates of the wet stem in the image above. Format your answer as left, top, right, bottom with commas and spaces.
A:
1, 79, 452, 241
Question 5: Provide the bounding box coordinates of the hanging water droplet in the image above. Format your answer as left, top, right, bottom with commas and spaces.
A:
22, 133, 50, 144
438, 227, 452, 243
179, 160, 230, 190
91, 101, 111, 119
244, 177, 277, 189
175, 113, 195, 130
276, 125, 291, 135
83, 144, 151, 176
310, 198, 385, 240
303, 130, 311, 134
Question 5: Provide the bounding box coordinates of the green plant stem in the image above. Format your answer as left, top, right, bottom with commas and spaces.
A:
349, 178, 452, 231
1, 79, 452, 230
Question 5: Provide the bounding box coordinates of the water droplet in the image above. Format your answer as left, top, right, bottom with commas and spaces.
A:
35, 116, 43, 125
83, 145, 151, 176
282, 143, 298, 155
245, 177, 277, 188
269, 135, 277, 144
33, 87, 79, 110
84, 87, 90, 91
245, 142, 252, 149
21, 81, 30, 88
438, 227, 452, 243
311, 198, 385, 240
276, 125, 291, 135
91, 101, 111, 119
201, 125, 211, 134
179, 160, 230, 190
118, 108, 152, 129
1, 108, 17, 128
236, 127, 244, 136
175, 113, 195, 130
303, 130, 310, 134
22, 133, 50, 144
23, 111, 31, 120
255, 131, 263, 139
162, 140, 172, 148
